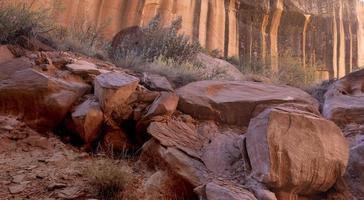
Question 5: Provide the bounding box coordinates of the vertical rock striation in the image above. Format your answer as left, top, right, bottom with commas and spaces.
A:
12, 0, 364, 79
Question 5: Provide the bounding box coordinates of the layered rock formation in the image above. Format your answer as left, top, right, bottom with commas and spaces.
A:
7, 0, 364, 78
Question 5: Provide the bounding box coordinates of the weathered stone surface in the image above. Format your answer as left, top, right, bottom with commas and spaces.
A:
71, 98, 104, 149
246, 107, 349, 197
323, 68, 364, 127
177, 80, 319, 126
94, 72, 139, 118
141, 72, 174, 92
0, 57, 32, 80
345, 141, 364, 199
102, 127, 134, 152
0, 68, 89, 131
65, 60, 101, 75
196, 53, 244, 81
0, 45, 15, 64
205, 182, 257, 200
144, 92, 179, 119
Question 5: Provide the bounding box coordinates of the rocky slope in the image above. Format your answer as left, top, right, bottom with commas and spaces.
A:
0, 38, 364, 199
10, 0, 364, 79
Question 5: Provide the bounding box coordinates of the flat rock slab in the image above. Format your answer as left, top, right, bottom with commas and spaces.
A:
177, 80, 319, 126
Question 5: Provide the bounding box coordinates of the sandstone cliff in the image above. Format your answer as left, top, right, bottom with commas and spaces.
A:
21, 0, 364, 79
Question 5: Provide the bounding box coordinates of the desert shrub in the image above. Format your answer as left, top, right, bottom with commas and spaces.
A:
238, 54, 319, 88
85, 159, 132, 200
49, 19, 109, 57
0, 2, 54, 43
112, 14, 201, 64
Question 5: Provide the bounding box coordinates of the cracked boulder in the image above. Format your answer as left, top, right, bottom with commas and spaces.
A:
246, 107, 349, 199
177, 80, 319, 126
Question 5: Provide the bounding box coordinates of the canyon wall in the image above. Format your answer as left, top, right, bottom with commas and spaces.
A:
16, 0, 364, 79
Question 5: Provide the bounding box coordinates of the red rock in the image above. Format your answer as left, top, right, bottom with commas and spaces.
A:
323, 68, 364, 126
177, 80, 319, 126
345, 141, 364, 198
144, 92, 179, 119
103, 127, 134, 152
141, 73, 174, 92
0, 45, 15, 64
246, 107, 349, 198
94, 72, 139, 119
71, 98, 104, 149
0, 68, 89, 131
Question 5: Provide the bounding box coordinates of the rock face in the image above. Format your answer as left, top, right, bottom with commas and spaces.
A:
246, 107, 349, 198
12, 0, 364, 78
177, 80, 319, 126
323, 68, 364, 127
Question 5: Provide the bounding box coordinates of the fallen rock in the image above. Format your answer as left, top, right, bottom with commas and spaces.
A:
94, 72, 139, 119
141, 73, 174, 92
71, 98, 104, 149
177, 80, 319, 126
8, 184, 27, 194
323, 68, 364, 126
246, 107, 349, 198
66, 60, 108, 76
0, 45, 15, 64
0, 68, 89, 131
144, 92, 179, 119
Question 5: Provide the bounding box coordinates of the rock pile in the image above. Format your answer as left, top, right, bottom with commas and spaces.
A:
0, 42, 362, 199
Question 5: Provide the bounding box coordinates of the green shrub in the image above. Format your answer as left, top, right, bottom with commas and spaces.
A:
85, 159, 131, 200
112, 14, 201, 64
0, 2, 54, 44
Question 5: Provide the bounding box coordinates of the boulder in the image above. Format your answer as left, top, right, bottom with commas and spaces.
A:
196, 53, 244, 81
94, 72, 139, 119
141, 73, 174, 92
0, 57, 33, 80
143, 92, 179, 119
0, 67, 89, 131
323, 68, 364, 126
0, 45, 15, 64
246, 107, 349, 198
345, 141, 364, 198
66, 60, 109, 76
71, 98, 104, 149
177, 80, 319, 126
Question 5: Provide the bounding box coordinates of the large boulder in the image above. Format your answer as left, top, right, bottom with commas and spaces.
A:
94, 72, 139, 119
0, 67, 89, 131
323, 68, 364, 127
71, 98, 104, 149
177, 80, 319, 126
246, 107, 349, 198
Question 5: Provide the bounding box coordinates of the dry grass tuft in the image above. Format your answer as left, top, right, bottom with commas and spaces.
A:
85, 159, 132, 200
